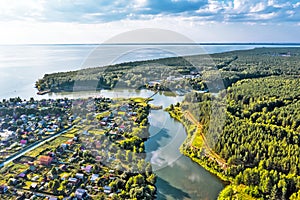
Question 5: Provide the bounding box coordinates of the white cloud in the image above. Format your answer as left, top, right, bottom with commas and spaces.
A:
273, 2, 290, 8
0, 0, 299, 44
134, 0, 148, 8
247, 12, 278, 20
293, 2, 300, 8
0, 0, 298, 25
0, 0, 44, 21
268, 0, 275, 6
0, 16, 300, 44
250, 2, 266, 13
286, 10, 295, 16
233, 0, 248, 12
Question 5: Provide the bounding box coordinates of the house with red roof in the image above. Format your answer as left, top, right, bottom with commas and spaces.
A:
39, 155, 53, 166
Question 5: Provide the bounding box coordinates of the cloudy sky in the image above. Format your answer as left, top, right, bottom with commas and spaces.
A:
0, 0, 300, 44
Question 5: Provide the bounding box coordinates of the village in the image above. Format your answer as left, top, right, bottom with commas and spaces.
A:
0, 97, 75, 163
0, 97, 156, 199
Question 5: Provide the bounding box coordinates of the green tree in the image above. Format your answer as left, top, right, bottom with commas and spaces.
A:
52, 179, 60, 193
146, 174, 156, 185
134, 174, 145, 185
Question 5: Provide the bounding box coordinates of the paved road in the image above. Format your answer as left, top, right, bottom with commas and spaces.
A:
0, 127, 72, 167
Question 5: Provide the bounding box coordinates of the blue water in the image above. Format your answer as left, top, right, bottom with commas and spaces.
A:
0, 44, 299, 99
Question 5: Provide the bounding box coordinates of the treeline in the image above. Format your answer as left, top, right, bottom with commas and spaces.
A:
35, 57, 198, 92
182, 76, 300, 199
36, 47, 300, 94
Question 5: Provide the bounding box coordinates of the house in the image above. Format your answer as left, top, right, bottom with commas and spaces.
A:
103, 185, 111, 194
82, 130, 89, 135
61, 143, 68, 150
102, 117, 109, 122
75, 173, 84, 180
20, 139, 27, 145
29, 165, 36, 172
109, 174, 116, 180
148, 81, 161, 87
95, 156, 101, 162
8, 178, 17, 186
0, 185, 8, 194
100, 121, 107, 126
18, 173, 26, 179
128, 112, 137, 116
84, 165, 93, 173
90, 174, 99, 183
30, 183, 38, 190
75, 188, 87, 199
95, 141, 101, 149
39, 155, 53, 166
65, 140, 73, 145
32, 175, 39, 181
68, 177, 79, 185
59, 164, 67, 171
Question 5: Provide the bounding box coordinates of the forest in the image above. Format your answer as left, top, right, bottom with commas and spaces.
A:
180, 76, 300, 199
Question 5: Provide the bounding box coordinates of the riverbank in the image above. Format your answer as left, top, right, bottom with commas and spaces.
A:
165, 105, 257, 200
165, 105, 231, 198
146, 108, 225, 199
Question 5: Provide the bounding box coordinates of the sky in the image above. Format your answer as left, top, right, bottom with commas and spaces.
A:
0, 0, 300, 44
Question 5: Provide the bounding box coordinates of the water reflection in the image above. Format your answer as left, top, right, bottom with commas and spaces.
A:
145, 99, 224, 199
156, 177, 191, 200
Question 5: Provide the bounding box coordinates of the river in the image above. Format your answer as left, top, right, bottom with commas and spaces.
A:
46, 89, 225, 199
146, 92, 225, 200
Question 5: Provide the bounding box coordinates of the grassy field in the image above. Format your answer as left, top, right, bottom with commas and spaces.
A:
89, 130, 105, 135
25, 136, 71, 157
130, 97, 148, 106
191, 126, 203, 148
96, 111, 110, 119
118, 111, 126, 115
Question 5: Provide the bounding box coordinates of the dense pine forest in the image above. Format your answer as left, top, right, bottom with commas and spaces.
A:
181, 77, 300, 199
36, 47, 300, 199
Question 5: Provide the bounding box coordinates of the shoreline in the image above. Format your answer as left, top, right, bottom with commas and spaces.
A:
166, 108, 230, 197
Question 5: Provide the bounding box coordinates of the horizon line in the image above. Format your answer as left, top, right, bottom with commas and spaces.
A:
1, 42, 300, 46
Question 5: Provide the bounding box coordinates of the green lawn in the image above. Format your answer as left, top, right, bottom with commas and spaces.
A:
26, 136, 70, 157
118, 111, 126, 115
24, 181, 33, 190
191, 127, 203, 148
89, 130, 105, 135
130, 97, 148, 106
96, 111, 110, 119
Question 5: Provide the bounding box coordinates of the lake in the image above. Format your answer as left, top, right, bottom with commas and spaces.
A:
1, 44, 299, 100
